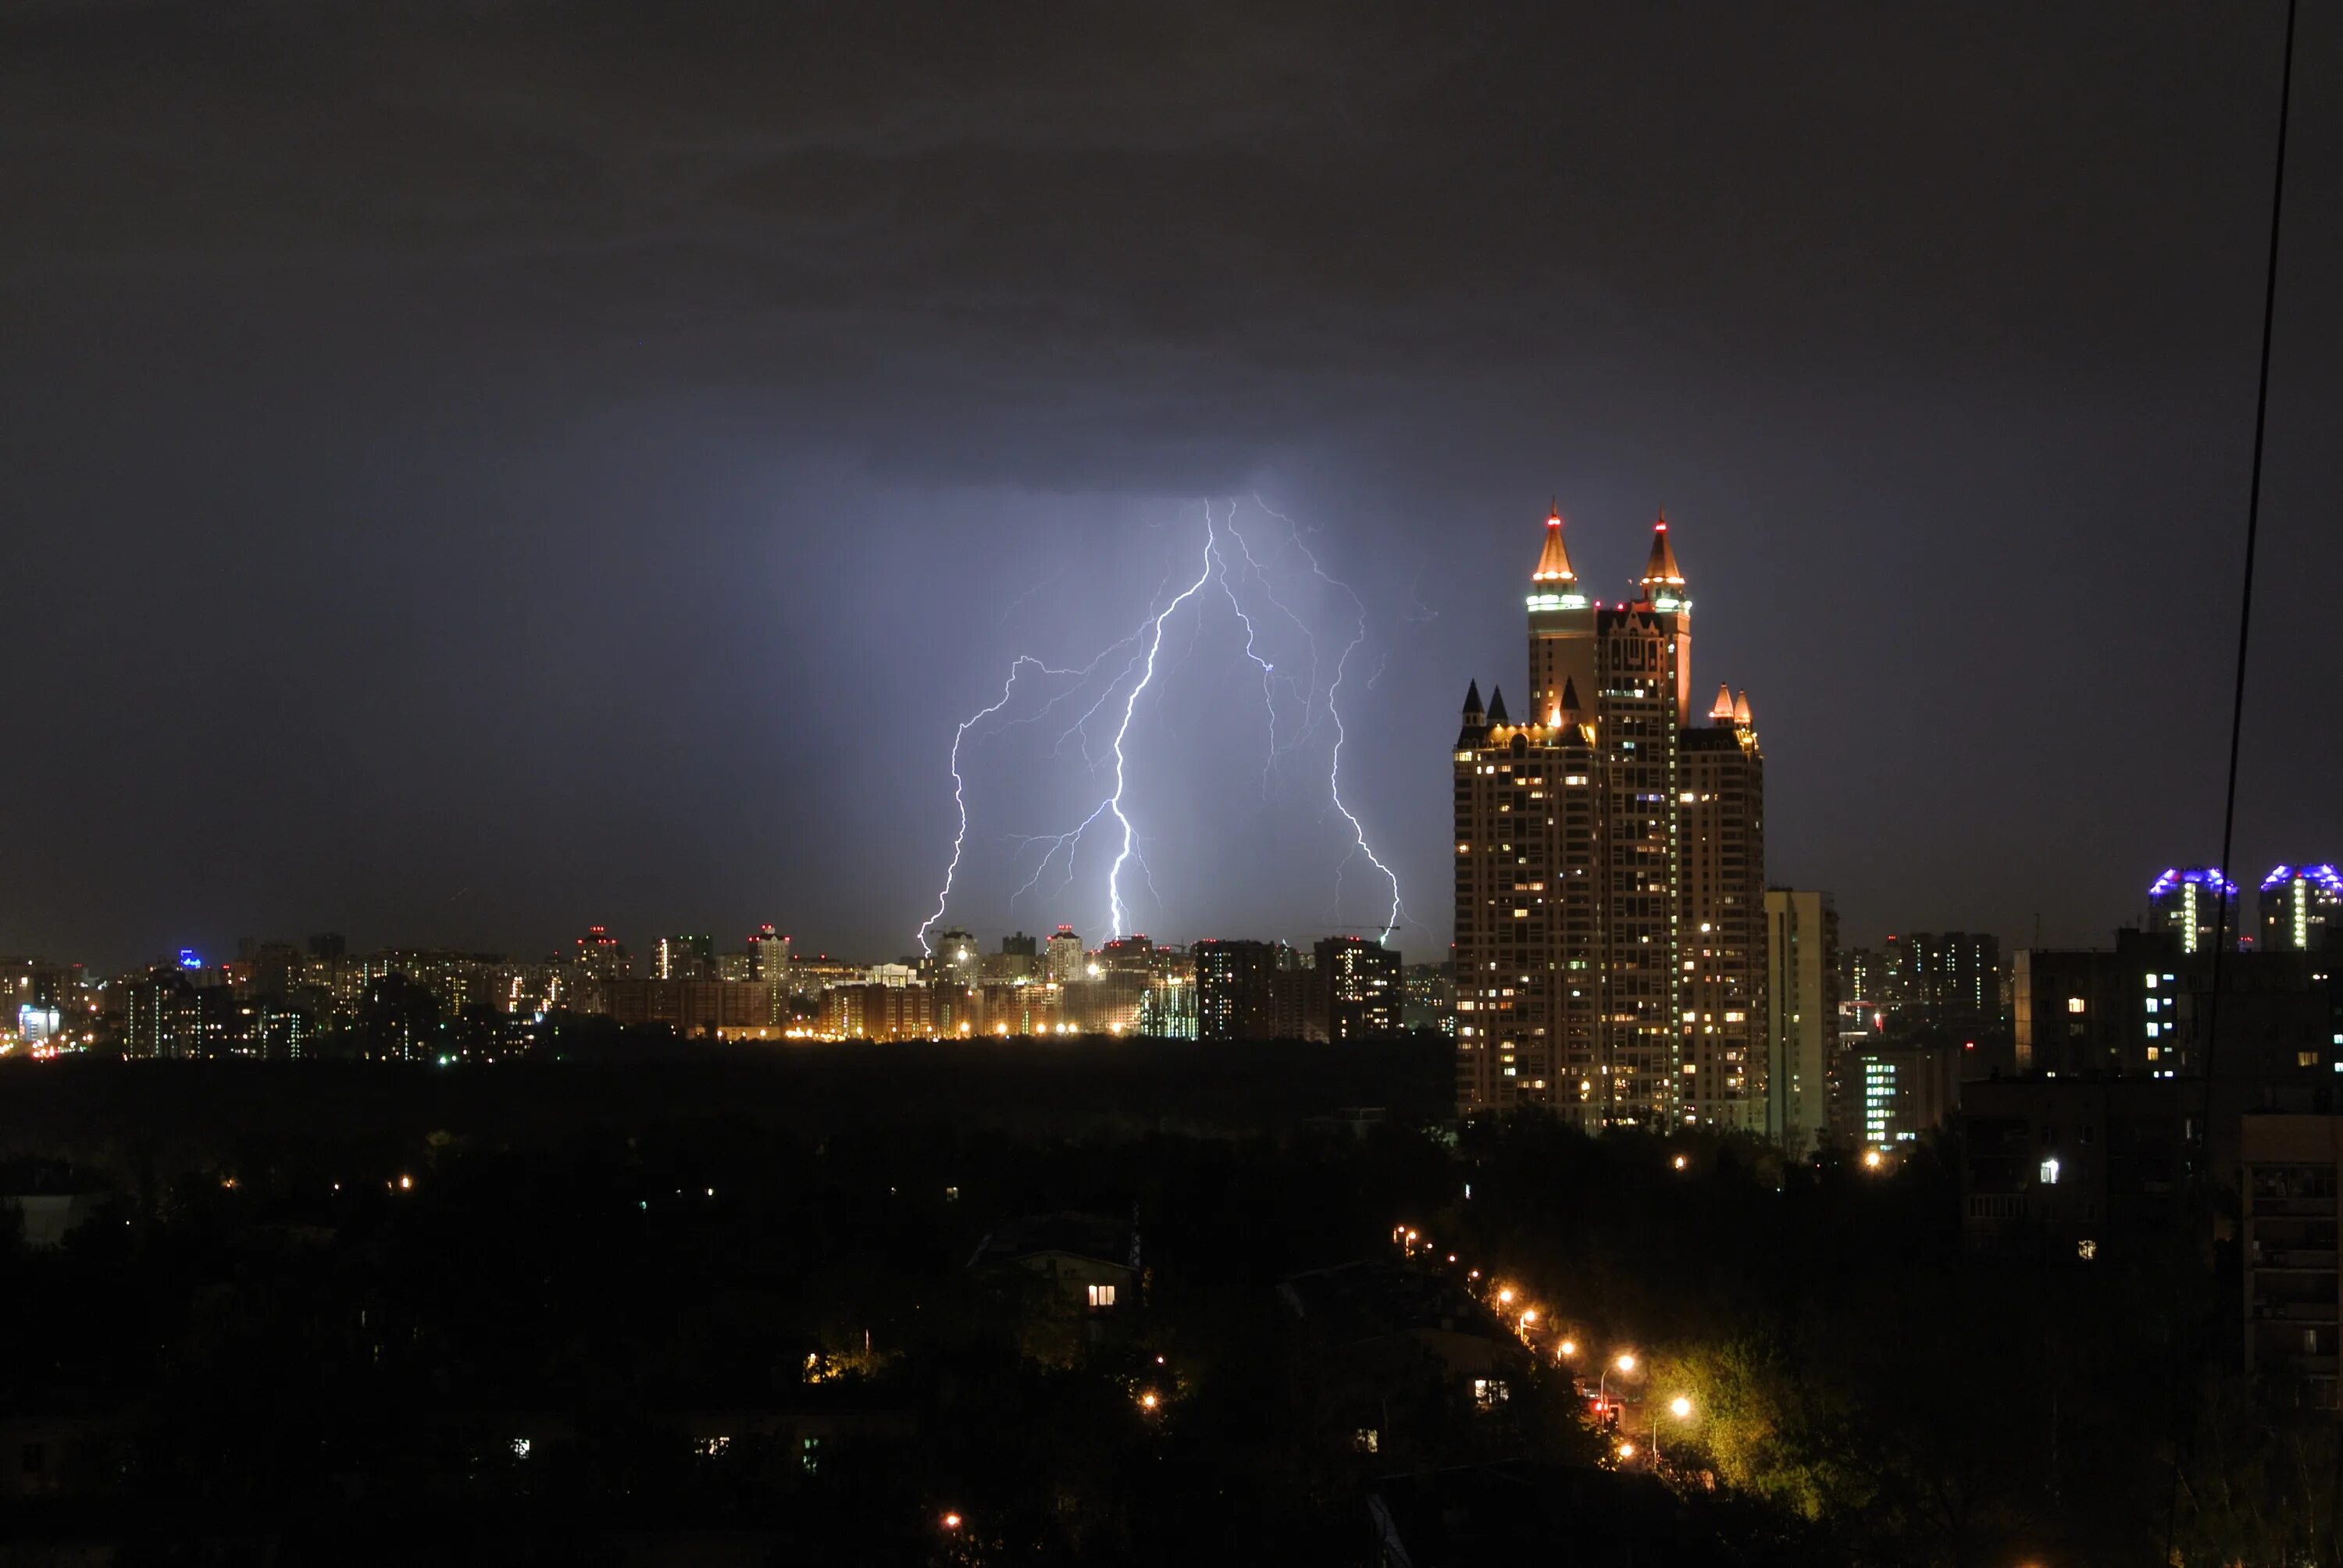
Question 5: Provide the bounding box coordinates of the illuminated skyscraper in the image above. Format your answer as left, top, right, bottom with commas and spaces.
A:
1453, 506, 1766, 1128
2147, 867, 2239, 953
1195, 939, 1281, 1039
574, 925, 630, 982
1044, 925, 1084, 984
2260, 864, 2341, 953
928, 927, 979, 987
653, 934, 711, 980
1312, 935, 1401, 1042
746, 924, 793, 983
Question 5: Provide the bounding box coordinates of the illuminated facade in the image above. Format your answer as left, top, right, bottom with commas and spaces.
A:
1313, 935, 1401, 1042
1044, 925, 1085, 984
2261, 864, 2341, 953
1453, 508, 1766, 1129
2147, 867, 2238, 954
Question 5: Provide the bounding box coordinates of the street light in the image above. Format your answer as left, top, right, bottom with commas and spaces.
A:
1599, 1351, 1638, 1407
1557, 1338, 1578, 1359
1655, 1392, 1696, 1466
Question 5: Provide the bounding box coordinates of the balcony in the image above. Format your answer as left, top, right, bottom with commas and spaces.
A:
2254, 1249, 2341, 1272
2251, 1300, 2342, 1324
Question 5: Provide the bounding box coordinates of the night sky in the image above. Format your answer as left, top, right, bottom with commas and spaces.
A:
5, 2, 2337, 971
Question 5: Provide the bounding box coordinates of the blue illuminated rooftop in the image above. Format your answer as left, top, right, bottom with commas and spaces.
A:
2148, 867, 2238, 899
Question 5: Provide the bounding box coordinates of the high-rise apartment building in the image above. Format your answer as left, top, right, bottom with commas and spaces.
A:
2262, 864, 2341, 953
747, 925, 792, 983
1312, 936, 1401, 1042
1044, 925, 1085, 984
1454, 506, 1766, 1128
1901, 932, 2002, 1015
653, 934, 712, 981
2148, 868, 2239, 954
1195, 939, 1281, 1039
928, 928, 979, 986
1764, 889, 1838, 1156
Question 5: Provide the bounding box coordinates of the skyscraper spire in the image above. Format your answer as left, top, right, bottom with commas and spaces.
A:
1484, 685, 1510, 726
1709, 682, 1735, 724
1639, 511, 1687, 611
1457, 679, 1487, 746
1528, 504, 1589, 611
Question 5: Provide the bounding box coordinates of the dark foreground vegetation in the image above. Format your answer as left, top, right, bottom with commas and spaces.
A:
0, 1048, 2327, 1566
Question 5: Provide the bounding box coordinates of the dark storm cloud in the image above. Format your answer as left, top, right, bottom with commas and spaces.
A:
2, 1, 2335, 965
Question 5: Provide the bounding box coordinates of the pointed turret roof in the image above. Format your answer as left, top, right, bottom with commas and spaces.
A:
1485, 685, 1510, 726
1560, 675, 1582, 715
1709, 682, 1735, 724
1639, 511, 1686, 593
1462, 679, 1484, 717
1733, 690, 1753, 727
1532, 505, 1578, 584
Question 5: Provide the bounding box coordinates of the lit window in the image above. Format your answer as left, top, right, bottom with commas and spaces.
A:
1087, 1283, 1117, 1309
2039, 1157, 2061, 1185
2067, 998, 2086, 1014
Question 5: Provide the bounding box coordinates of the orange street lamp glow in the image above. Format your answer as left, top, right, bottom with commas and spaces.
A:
1558, 1338, 1578, 1357
942, 1512, 962, 1531
1138, 1391, 1160, 1411
1496, 1288, 1515, 1306
1670, 1396, 1693, 1419
1615, 1352, 1637, 1373
1519, 1310, 1539, 1325
1617, 1441, 1635, 1460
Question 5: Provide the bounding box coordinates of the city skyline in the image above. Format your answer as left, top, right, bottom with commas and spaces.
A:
6, 5, 2337, 976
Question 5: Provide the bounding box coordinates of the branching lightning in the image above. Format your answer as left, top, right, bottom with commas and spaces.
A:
918, 655, 1085, 955
1103, 518, 1217, 938
917, 496, 1405, 952
1250, 494, 1405, 943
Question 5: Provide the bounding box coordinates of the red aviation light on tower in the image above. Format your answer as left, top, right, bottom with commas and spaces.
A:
1527, 501, 1589, 611
1639, 511, 1688, 611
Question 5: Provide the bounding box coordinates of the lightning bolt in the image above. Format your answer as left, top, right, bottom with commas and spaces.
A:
1207, 503, 1285, 796
1249, 494, 1404, 943
1104, 513, 1218, 937
918, 655, 1086, 954
921, 496, 1401, 956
